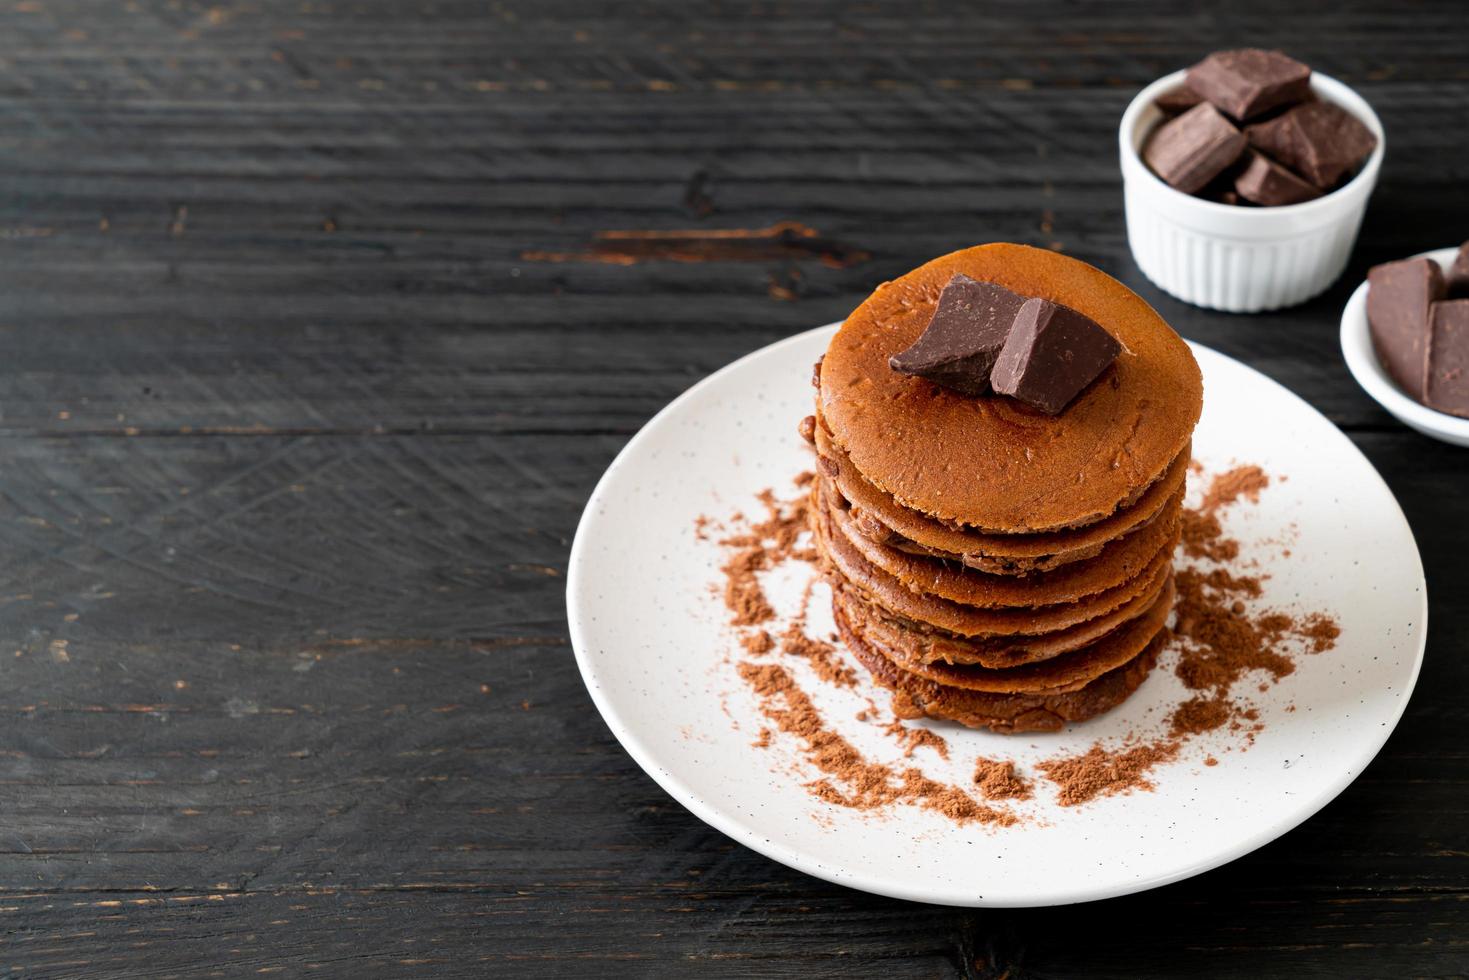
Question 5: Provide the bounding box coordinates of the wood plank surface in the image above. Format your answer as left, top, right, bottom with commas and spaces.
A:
0, 1, 1466, 975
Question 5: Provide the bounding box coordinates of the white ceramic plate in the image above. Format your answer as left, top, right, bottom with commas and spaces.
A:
1341, 246, 1469, 446
568, 326, 1426, 907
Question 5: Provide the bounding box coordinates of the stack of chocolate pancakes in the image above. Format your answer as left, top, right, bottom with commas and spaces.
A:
808, 244, 1203, 734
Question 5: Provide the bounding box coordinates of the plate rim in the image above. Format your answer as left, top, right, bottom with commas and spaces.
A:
567, 324, 1428, 908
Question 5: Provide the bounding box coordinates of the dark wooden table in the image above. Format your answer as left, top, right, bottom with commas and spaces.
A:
2, 2, 1466, 975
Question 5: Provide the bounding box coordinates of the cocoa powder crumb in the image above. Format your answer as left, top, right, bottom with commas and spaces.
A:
973, 757, 1033, 801
1037, 739, 1181, 806
1204, 756, 1219, 767
1200, 465, 1269, 514
1171, 566, 1297, 694
740, 630, 775, 655
717, 476, 817, 628
1300, 612, 1341, 653
1178, 465, 1269, 563
883, 719, 950, 759
1180, 509, 1240, 561
722, 546, 775, 626
780, 621, 858, 688
1169, 695, 1232, 736
1201, 566, 1264, 597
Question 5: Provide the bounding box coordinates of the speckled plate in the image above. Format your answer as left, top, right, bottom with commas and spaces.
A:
567, 325, 1426, 907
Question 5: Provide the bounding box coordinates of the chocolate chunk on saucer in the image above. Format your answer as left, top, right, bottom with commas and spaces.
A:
1447, 241, 1469, 299
889, 274, 1026, 396
1427, 300, 1469, 418
1368, 258, 1446, 397
990, 298, 1122, 415
1245, 101, 1377, 189
1186, 48, 1312, 121
1142, 102, 1247, 194
1233, 149, 1321, 206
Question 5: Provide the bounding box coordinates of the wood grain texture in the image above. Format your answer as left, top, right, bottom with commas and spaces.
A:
0, 0, 1466, 975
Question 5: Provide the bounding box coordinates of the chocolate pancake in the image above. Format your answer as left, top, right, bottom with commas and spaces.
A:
812, 491, 1173, 638
836, 575, 1173, 694
819, 243, 1202, 532
841, 611, 1166, 734
816, 420, 1190, 575
822, 476, 1182, 608
829, 548, 1172, 669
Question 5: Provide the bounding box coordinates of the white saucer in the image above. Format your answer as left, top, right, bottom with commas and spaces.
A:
568, 325, 1426, 907
1341, 246, 1469, 446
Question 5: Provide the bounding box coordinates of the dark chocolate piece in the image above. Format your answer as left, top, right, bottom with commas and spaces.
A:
1233, 149, 1321, 206
1198, 171, 1245, 206
1186, 48, 1312, 122
1446, 241, 1469, 299
1367, 258, 1446, 397
1426, 300, 1469, 418
990, 298, 1122, 415
1142, 102, 1247, 194
1154, 84, 1203, 116
1245, 101, 1377, 189
888, 274, 1026, 396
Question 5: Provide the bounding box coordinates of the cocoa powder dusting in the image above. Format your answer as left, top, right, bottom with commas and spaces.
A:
780, 621, 859, 688
1169, 696, 1232, 736
1199, 464, 1269, 514
719, 477, 1008, 823
973, 757, 1033, 801
722, 544, 775, 626
1036, 464, 1340, 805
1036, 739, 1181, 806
740, 630, 774, 655
712, 479, 816, 626
1180, 509, 1239, 562
1171, 567, 1296, 694
718, 462, 1340, 824
883, 719, 950, 759
739, 662, 1011, 826
1299, 612, 1341, 653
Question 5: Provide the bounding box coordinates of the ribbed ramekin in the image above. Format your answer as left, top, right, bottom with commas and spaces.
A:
1119, 69, 1385, 314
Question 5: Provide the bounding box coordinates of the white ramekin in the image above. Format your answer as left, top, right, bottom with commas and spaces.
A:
1120, 69, 1385, 313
